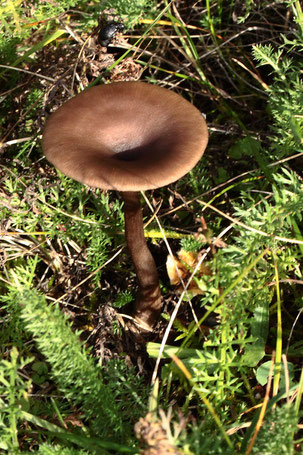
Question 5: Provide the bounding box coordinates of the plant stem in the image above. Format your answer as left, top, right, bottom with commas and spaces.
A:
122, 191, 161, 328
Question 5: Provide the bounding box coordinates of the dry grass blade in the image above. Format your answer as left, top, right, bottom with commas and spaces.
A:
245, 352, 275, 455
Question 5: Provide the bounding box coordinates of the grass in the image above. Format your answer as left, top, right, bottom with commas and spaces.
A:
1, 0, 303, 453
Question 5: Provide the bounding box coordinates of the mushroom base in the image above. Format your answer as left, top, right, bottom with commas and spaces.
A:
122, 191, 162, 328
134, 287, 162, 329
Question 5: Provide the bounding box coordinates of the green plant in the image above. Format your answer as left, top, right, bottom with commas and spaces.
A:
100, 0, 157, 28
29, 444, 90, 455
9, 289, 121, 437
1, 259, 147, 449
241, 383, 302, 454
180, 235, 207, 252
113, 291, 133, 309
0, 347, 32, 453
252, 41, 303, 160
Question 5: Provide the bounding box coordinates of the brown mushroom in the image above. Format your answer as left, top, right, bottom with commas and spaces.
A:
42, 81, 208, 329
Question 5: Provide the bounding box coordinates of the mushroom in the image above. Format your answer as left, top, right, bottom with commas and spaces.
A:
42, 81, 208, 329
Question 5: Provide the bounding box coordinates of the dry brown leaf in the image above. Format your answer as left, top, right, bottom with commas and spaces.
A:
166, 248, 212, 295
135, 413, 182, 455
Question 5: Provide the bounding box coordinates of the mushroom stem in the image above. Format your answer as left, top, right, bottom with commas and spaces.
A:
122, 191, 161, 327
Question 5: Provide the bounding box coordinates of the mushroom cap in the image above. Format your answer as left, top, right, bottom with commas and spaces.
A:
42, 81, 208, 191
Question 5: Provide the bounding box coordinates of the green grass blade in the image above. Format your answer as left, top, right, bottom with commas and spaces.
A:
12, 29, 66, 67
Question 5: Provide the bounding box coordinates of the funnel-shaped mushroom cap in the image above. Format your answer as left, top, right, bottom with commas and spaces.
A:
42, 82, 208, 191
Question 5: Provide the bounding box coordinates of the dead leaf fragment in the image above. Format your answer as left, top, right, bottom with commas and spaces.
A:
135, 413, 182, 455
166, 248, 211, 295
